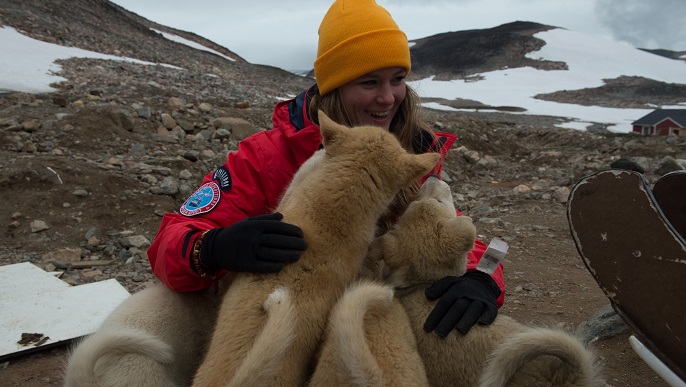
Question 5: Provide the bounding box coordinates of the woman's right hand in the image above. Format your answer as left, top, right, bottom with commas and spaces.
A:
200, 213, 308, 273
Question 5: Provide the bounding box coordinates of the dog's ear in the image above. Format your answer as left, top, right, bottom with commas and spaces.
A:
400, 153, 441, 186
318, 110, 347, 150
360, 236, 389, 280
439, 216, 477, 258
367, 236, 387, 263
369, 233, 404, 282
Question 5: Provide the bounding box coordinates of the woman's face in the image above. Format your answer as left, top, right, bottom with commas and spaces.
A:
337, 67, 407, 131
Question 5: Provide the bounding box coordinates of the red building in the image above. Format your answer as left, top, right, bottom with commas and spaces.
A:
632, 109, 686, 136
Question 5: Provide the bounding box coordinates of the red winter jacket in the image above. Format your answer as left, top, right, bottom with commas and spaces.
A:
147, 87, 505, 306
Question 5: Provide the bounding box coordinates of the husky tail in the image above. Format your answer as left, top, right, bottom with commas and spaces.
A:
330, 280, 394, 386
228, 287, 296, 387
63, 328, 175, 387
478, 328, 601, 387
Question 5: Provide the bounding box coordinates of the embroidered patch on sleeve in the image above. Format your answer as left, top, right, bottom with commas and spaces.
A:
180, 182, 221, 216
213, 166, 232, 191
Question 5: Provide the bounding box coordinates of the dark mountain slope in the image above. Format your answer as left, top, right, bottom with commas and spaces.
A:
640, 48, 686, 62
408, 21, 565, 80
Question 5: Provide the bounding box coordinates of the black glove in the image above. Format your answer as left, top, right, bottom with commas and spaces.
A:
200, 212, 308, 274
424, 270, 501, 336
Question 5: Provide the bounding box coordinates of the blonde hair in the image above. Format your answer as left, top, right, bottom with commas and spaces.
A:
308, 84, 431, 151
308, 84, 438, 233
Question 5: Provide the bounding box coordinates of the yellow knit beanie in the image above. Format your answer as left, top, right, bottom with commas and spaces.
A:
314, 0, 411, 95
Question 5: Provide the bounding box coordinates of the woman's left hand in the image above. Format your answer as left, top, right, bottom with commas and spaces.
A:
423, 270, 501, 337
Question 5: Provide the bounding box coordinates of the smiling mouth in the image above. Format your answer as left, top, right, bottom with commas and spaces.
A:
367, 110, 390, 119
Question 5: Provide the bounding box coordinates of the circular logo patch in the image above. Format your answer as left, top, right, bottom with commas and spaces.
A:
180, 182, 221, 216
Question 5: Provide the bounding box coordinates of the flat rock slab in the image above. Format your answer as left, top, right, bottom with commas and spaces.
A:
0, 262, 130, 360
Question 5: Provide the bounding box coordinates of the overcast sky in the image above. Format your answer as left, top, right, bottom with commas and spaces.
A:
110, 0, 685, 71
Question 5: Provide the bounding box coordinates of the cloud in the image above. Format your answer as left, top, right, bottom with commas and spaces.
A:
384, 0, 472, 5
595, 0, 686, 51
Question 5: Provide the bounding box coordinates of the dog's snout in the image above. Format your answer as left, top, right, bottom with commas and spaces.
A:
419, 175, 452, 201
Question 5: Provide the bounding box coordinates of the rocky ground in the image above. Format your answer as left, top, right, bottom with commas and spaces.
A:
1, 54, 685, 386
2, 2, 686, 382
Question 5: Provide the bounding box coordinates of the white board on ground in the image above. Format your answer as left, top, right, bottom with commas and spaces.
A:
0, 262, 130, 360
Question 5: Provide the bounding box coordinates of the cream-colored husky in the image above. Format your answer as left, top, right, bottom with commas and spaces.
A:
312, 176, 603, 387
63, 282, 225, 387
191, 111, 440, 387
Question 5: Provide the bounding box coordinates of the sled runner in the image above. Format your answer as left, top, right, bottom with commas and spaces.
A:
652, 170, 686, 240
567, 169, 686, 385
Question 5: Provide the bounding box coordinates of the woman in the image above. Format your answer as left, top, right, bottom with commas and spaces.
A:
148, 0, 504, 338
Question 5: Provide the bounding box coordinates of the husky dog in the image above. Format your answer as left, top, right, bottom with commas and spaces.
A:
63, 282, 224, 387
191, 111, 440, 387
312, 176, 602, 387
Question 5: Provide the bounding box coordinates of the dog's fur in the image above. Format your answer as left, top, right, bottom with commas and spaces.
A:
63, 282, 226, 387
227, 287, 296, 387
190, 111, 440, 387
308, 279, 430, 387
312, 177, 603, 387
309, 176, 468, 387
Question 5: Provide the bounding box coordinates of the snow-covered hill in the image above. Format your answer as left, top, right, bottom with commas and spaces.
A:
410, 28, 686, 132
2, 20, 684, 133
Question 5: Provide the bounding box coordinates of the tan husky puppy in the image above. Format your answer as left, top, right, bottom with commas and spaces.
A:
313, 177, 602, 387
309, 278, 430, 387
309, 176, 467, 387
191, 111, 440, 387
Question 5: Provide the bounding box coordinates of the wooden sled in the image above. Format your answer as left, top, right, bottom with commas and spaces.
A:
653, 170, 686, 240
567, 169, 686, 385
